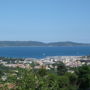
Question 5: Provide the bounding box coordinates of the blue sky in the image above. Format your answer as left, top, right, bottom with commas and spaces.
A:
0, 0, 90, 43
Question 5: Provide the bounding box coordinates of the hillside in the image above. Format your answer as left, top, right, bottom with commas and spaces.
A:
0, 41, 90, 46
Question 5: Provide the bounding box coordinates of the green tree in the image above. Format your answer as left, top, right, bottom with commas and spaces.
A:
37, 68, 47, 77
75, 65, 90, 90
53, 61, 67, 75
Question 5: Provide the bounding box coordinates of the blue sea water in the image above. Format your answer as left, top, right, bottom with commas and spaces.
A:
0, 46, 90, 58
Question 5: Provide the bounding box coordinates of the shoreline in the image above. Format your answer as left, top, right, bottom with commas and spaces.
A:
0, 55, 89, 59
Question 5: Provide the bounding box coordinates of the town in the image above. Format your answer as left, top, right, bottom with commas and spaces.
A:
0, 56, 90, 70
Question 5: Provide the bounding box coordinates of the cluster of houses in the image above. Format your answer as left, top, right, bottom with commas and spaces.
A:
0, 56, 90, 70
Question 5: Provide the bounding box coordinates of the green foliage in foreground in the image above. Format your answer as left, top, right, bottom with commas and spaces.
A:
0, 64, 90, 90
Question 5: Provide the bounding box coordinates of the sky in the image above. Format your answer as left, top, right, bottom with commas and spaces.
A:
0, 0, 90, 43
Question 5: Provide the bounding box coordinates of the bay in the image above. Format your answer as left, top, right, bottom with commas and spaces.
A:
0, 46, 90, 58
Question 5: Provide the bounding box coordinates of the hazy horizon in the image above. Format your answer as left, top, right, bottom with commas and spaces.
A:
0, 0, 90, 43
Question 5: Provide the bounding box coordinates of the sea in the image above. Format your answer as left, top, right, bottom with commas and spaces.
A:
0, 46, 90, 59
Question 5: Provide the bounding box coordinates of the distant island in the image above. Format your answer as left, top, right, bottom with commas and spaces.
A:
0, 41, 90, 46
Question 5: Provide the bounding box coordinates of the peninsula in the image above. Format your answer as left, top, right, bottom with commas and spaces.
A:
0, 41, 90, 46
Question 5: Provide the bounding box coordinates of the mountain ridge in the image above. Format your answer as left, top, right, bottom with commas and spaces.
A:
0, 41, 90, 46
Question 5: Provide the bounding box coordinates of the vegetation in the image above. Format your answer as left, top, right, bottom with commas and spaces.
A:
0, 63, 90, 90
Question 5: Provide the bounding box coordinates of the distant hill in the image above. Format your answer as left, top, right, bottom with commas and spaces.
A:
47, 41, 90, 46
0, 41, 90, 46
0, 41, 45, 46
